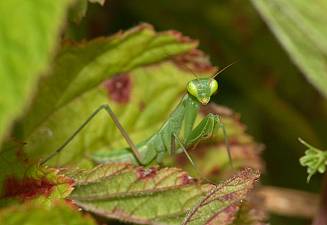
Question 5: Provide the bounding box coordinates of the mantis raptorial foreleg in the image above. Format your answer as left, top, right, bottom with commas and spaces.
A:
170, 113, 232, 176
182, 113, 233, 168
40, 104, 142, 165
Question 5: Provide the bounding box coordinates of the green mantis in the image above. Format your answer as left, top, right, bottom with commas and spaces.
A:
41, 65, 233, 168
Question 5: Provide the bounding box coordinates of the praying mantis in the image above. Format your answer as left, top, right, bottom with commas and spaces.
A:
41, 63, 234, 169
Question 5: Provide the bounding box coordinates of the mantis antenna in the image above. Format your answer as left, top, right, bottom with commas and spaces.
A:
211, 61, 238, 79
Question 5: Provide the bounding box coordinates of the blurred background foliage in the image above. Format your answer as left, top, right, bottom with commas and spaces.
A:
66, 1, 327, 224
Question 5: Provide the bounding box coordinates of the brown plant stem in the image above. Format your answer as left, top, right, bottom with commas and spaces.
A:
312, 173, 327, 225
257, 186, 319, 218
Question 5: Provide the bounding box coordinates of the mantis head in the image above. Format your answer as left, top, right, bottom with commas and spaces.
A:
187, 78, 218, 105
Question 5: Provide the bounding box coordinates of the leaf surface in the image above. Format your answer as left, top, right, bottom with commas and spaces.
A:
69, 163, 209, 225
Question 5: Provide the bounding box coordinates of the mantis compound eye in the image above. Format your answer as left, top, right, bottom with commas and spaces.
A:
187, 81, 198, 97
209, 79, 218, 95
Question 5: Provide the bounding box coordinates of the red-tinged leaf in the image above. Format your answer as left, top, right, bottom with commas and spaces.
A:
2, 177, 54, 200
68, 164, 260, 225
182, 168, 260, 225
0, 142, 74, 207
68, 163, 213, 225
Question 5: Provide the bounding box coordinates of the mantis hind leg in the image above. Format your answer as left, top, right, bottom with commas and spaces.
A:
41, 104, 142, 165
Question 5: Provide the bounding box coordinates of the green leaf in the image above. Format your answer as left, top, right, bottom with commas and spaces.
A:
23, 24, 196, 136
0, 200, 96, 225
251, 0, 327, 98
68, 163, 259, 225
182, 168, 260, 225
18, 25, 197, 165
0, 0, 71, 147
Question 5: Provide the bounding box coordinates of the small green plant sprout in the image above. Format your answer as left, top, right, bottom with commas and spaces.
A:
298, 138, 327, 182
41, 63, 235, 173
